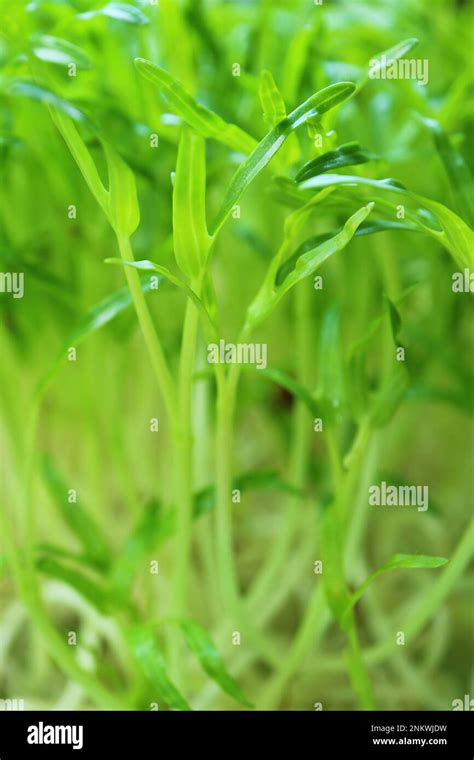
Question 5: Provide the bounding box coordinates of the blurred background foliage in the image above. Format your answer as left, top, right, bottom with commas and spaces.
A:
0, 0, 472, 710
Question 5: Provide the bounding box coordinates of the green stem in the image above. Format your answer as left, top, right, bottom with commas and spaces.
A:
215, 365, 240, 611
117, 235, 177, 420
257, 585, 330, 709
248, 282, 313, 610
169, 282, 201, 680
344, 615, 376, 709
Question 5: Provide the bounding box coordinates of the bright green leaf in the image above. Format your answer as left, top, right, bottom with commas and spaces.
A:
41, 455, 111, 570
178, 619, 253, 708
172, 125, 212, 278
211, 82, 356, 235
295, 142, 377, 182
36, 556, 109, 612
418, 115, 474, 225
134, 58, 256, 154
126, 625, 191, 710
245, 202, 373, 332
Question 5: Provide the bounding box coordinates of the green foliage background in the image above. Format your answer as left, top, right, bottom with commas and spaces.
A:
0, 0, 473, 710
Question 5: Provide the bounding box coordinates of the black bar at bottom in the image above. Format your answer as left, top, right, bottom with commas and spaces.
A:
0, 710, 472, 757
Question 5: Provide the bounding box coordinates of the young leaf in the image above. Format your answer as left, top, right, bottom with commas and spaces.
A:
317, 307, 345, 421
158, 470, 304, 545
343, 554, 449, 620
103, 141, 140, 237
386, 298, 402, 346
245, 203, 373, 332
297, 173, 474, 269
108, 499, 162, 606
252, 366, 321, 418
106, 259, 216, 334
31, 34, 92, 69
78, 2, 149, 25
41, 455, 111, 570
295, 142, 377, 182
126, 625, 191, 710
177, 619, 253, 708
276, 219, 418, 285
418, 115, 474, 225
172, 125, 212, 278
47, 106, 109, 215
134, 58, 256, 154
36, 557, 109, 612
411, 194, 474, 271
210, 82, 356, 235
362, 38, 419, 89
259, 69, 286, 128
369, 365, 408, 427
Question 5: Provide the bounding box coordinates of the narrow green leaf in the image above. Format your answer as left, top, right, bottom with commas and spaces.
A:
211, 82, 356, 236
362, 38, 419, 88
47, 105, 109, 215
36, 544, 92, 568
109, 499, 161, 606
78, 2, 149, 25
158, 470, 304, 546
245, 202, 372, 332
134, 58, 256, 154
252, 367, 321, 418
103, 142, 140, 237
317, 307, 345, 421
259, 69, 286, 128
36, 557, 109, 612
279, 202, 373, 295
411, 194, 474, 270
31, 34, 92, 69
418, 115, 474, 225
386, 298, 402, 345
172, 126, 212, 278
343, 554, 449, 621
106, 259, 215, 333
127, 625, 191, 710
369, 364, 408, 427
276, 219, 418, 285
297, 173, 474, 269
41, 455, 111, 570
178, 619, 253, 708
295, 142, 377, 182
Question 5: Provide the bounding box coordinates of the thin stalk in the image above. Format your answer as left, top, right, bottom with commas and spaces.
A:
169, 281, 201, 681
214, 360, 282, 663
117, 235, 177, 420
249, 282, 313, 609
257, 585, 330, 709
344, 615, 376, 709
215, 366, 240, 612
